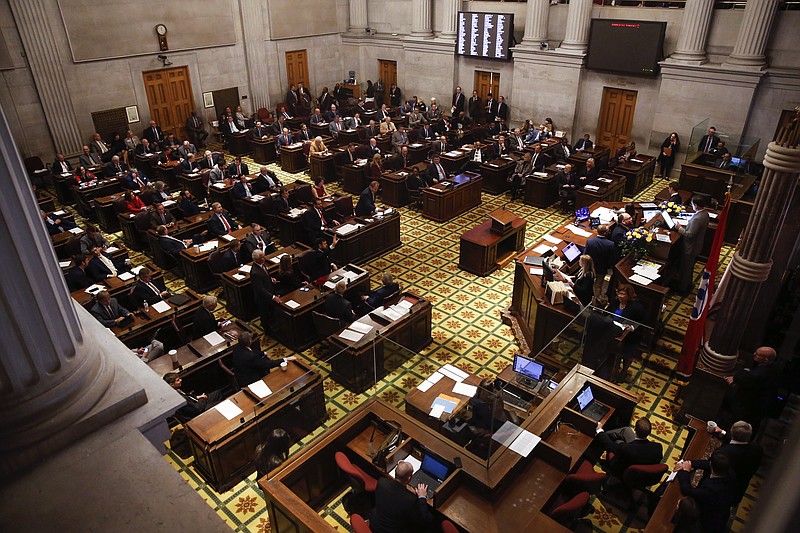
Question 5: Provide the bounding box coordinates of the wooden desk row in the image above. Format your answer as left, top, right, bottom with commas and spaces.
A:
422, 172, 482, 223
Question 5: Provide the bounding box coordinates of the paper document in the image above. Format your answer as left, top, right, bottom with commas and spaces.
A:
428, 372, 444, 384
431, 397, 458, 414
106, 246, 119, 253
666, 471, 677, 483
509, 430, 541, 457
269, 253, 286, 264
629, 274, 653, 286
232, 273, 246, 281
198, 242, 218, 252
349, 321, 373, 334
533, 244, 555, 255
492, 421, 525, 448
151, 301, 171, 313
598, 177, 612, 183
584, 185, 600, 192
417, 380, 434, 393
85, 284, 105, 295
215, 400, 243, 421
655, 233, 671, 243
323, 281, 336, 290
442, 364, 468, 380
429, 404, 446, 418
529, 267, 544, 276
533, 171, 549, 177
117, 270, 134, 281
452, 382, 478, 398
68, 227, 83, 234
161, 200, 176, 207
639, 203, 657, 209
397, 299, 413, 310
284, 300, 300, 309
212, 183, 226, 189
220, 234, 234, 242
542, 234, 562, 245
130, 265, 144, 275
59, 261, 71, 268
613, 321, 628, 330
203, 331, 226, 346
566, 224, 592, 238
248, 380, 272, 399
339, 329, 363, 342
238, 265, 252, 273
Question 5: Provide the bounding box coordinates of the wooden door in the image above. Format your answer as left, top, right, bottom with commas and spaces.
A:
143, 66, 194, 140
285, 50, 309, 89
596, 87, 637, 152
474, 70, 500, 102
378, 60, 397, 103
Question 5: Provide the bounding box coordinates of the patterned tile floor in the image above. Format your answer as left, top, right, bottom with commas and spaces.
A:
49, 147, 759, 532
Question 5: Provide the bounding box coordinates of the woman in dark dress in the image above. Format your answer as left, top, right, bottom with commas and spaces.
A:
558, 255, 596, 307
658, 132, 680, 178
275, 255, 304, 295
369, 153, 383, 179
609, 284, 646, 382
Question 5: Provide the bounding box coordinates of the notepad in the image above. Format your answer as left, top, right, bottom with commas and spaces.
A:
203, 331, 226, 346
429, 404, 446, 418
339, 329, 363, 342
566, 224, 592, 237
68, 227, 83, 234
349, 321, 373, 334
117, 271, 135, 281
198, 241, 219, 252
215, 399, 243, 421
152, 301, 171, 313
284, 300, 300, 309
248, 380, 272, 399
452, 382, 478, 398
232, 273, 246, 281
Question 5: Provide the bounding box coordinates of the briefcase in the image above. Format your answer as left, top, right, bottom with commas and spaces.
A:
168, 294, 191, 306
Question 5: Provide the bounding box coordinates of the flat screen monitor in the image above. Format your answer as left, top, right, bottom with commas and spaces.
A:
456, 12, 515, 61
421, 453, 450, 481
575, 206, 590, 222
562, 242, 582, 265
643, 210, 659, 223
661, 209, 676, 230
586, 19, 666, 76
576, 386, 594, 411
513, 354, 543, 381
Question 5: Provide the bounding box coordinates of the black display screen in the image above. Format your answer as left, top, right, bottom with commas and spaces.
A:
586, 19, 667, 76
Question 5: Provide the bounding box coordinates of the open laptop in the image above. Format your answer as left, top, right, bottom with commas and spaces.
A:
513, 354, 544, 390
561, 242, 583, 267
576, 385, 610, 421
409, 452, 451, 499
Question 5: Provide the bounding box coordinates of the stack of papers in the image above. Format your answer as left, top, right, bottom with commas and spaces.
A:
152, 301, 171, 313
130, 265, 144, 275
639, 202, 657, 209
248, 380, 272, 399
162, 200, 176, 207
250, 195, 264, 201
288, 208, 306, 218
85, 284, 105, 295
430, 395, 458, 416
232, 273, 246, 281
338, 329, 363, 342
584, 185, 600, 192
212, 183, 227, 189
629, 274, 654, 286
542, 234, 562, 245
598, 177, 612, 183
239, 265, 252, 273
220, 234, 235, 242
117, 271, 135, 281
417, 371, 444, 392
533, 171, 549, 177
566, 224, 592, 237
203, 331, 226, 346
269, 253, 286, 264
492, 421, 541, 457
452, 382, 477, 397
68, 227, 83, 234
284, 300, 300, 309
198, 241, 219, 252
106, 246, 119, 253
336, 223, 361, 236
59, 260, 71, 268
215, 399, 242, 421
533, 244, 556, 255
440, 364, 468, 382
590, 206, 616, 224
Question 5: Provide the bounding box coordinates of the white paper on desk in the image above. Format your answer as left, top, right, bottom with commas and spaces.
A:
269, 253, 286, 264
584, 185, 600, 192
130, 265, 144, 275
53, 210, 66, 215
215, 399, 243, 421
598, 177, 612, 183
442, 364, 468, 381
629, 274, 653, 286
533, 244, 554, 255
492, 420, 525, 448
220, 234, 235, 242
410, 143, 423, 148
396, 299, 412, 310
709, 212, 718, 219
238, 265, 252, 273
349, 321, 373, 334
339, 329, 364, 342
439, 367, 463, 383
529, 267, 544, 276
151, 301, 171, 313
59, 260, 71, 268
542, 234, 562, 245
509, 430, 541, 457
250, 195, 264, 202
84, 284, 105, 294
284, 300, 300, 309
655, 233, 671, 243
566, 224, 592, 238
452, 382, 478, 398
68, 227, 83, 234
248, 380, 272, 399
417, 380, 434, 393
198, 241, 219, 252
161, 200, 176, 207
105, 246, 120, 253
639, 202, 657, 209
204, 331, 226, 346
323, 281, 336, 290
533, 171, 549, 178
591, 207, 616, 224
115, 271, 133, 282
382, 308, 402, 321
428, 371, 444, 384
233, 273, 246, 281
336, 224, 360, 236
212, 182, 226, 189
429, 404, 446, 418
633, 265, 660, 280
613, 321, 628, 330
630, 158, 644, 164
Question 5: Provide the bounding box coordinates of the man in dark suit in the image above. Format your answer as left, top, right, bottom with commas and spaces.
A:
698, 126, 721, 153
508, 128, 526, 152
199, 150, 219, 170
164, 373, 226, 420
79, 145, 102, 168
496, 95, 509, 122
65, 254, 93, 291
596, 417, 663, 479
425, 155, 447, 186
42, 210, 77, 235
366, 120, 381, 139
370, 460, 433, 533
150, 203, 175, 229
610, 212, 634, 252
90, 291, 133, 328
431, 135, 448, 156
484, 93, 497, 123
714, 152, 733, 170
700, 421, 763, 503
676, 195, 711, 294
232, 175, 253, 200
134, 138, 155, 157
142, 120, 165, 146
242, 224, 275, 259
220, 115, 242, 136
355, 181, 380, 217
667, 181, 683, 205
157, 225, 190, 261
574, 134, 594, 151
452, 86, 465, 116
468, 90, 482, 122
180, 154, 200, 174
274, 187, 290, 214
226, 157, 249, 179
121, 169, 149, 190
251, 167, 282, 194
86, 245, 126, 281
360, 273, 400, 314
676, 450, 740, 533
192, 295, 220, 340
232, 332, 295, 388
585, 224, 616, 306
302, 198, 338, 243
389, 84, 402, 107
303, 236, 339, 282
324, 104, 341, 123
131, 267, 169, 307
216, 239, 244, 272
52, 153, 73, 174
207, 202, 239, 238
724, 346, 780, 432
251, 249, 281, 333
185, 111, 208, 148
554, 136, 572, 161
324, 280, 355, 326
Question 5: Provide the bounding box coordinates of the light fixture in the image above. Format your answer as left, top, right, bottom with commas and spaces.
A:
157, 54, 173, 67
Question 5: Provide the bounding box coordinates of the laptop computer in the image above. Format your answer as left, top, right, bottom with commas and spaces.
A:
576, 385, 610, 421
561, 242, 583, 267
512, 354, 544, 390
409, 452, 451, 499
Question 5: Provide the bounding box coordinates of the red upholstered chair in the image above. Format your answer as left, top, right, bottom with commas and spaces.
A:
350, 513, 372, 533
549, 492, 590, 527
623, 463, 669, 513
292, 183, 314, 206
562, 459, 607, 498
441, 519, 459, 533
334, 451, 377, 493
334, 195, 355, 223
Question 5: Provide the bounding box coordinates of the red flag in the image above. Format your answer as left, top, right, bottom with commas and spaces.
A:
676, 193, 731, 378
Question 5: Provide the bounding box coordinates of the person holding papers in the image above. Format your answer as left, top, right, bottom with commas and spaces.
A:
164, 373, 226, 420
556, 255, 596, 307
192, 296, 223, 340
324, 280, 355, 326
608, 284, 646, 383
90, 291, 133, 328
231, 332, 296, 388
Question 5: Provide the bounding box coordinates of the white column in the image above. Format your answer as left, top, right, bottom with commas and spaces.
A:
9, 0, 82, 155
522, 0, 550, 45
725, 0, 779, 68
558, 0, 593, 53
670, 0, 714, 63
411, 0, 433, 37
349, 0, 368, 32
0, 104, 126, 477
239, 0, 269, 112
439, 0, 460, 39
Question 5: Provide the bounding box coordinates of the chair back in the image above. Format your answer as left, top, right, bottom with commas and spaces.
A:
441, 520, 459, 533
623, 463, 668, 490
562, 459, 607, 497
313, 311, 341, 339
64, 236, 83, 257
257, 107, 272, 123
334, 195, 354, 220
217, 358, 240, 391
334, 451, 377, 493
292, 183, 314, 206
297, 250, 317, 281
113, 198, 128, 214
549, 492, 590, 526
207, 250, 227, 275
135, 210, 153, 231
349, 514, 372, 533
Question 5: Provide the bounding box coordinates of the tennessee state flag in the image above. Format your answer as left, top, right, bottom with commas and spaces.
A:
676, 192, 731, 378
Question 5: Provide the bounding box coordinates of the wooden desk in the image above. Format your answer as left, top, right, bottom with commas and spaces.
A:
575, 173, 626, 209
404, 368, 482, 432
110, 289, 203, 349
272, 264, 370, 351
406, 142, 431, 165
227, 130, 252, 156
379, 163, 427, 208
568, 145, 610, 172
459, 209, 526, 277
280, 143, 308, 173
328, 212, 401, 266
250, 137, 278, 164
145, 211, 214, 268
309, 152, 336, 182
615, 155, 655, 197
259, 366, 637, 533
328, 293, 432, 392
422, 172, 482, 223
156, 160, 181, 190
220, 243, 311, 321
524, 170, 559, 208
185, 359, 326, 492
52, 171, 76, 204
438, 149, 471, 175
73, 178, 123, 218
340, 162, 369, 195
51, 227, 83, 259
179, 227, 250, 293
479, 156, 519, 195
71, 261, 160, 309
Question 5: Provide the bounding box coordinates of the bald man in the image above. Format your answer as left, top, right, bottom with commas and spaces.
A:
724, 346, 780, 432
370, 460, 433, 533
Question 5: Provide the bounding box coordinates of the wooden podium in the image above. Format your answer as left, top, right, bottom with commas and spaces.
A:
459, 209, 527, 276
